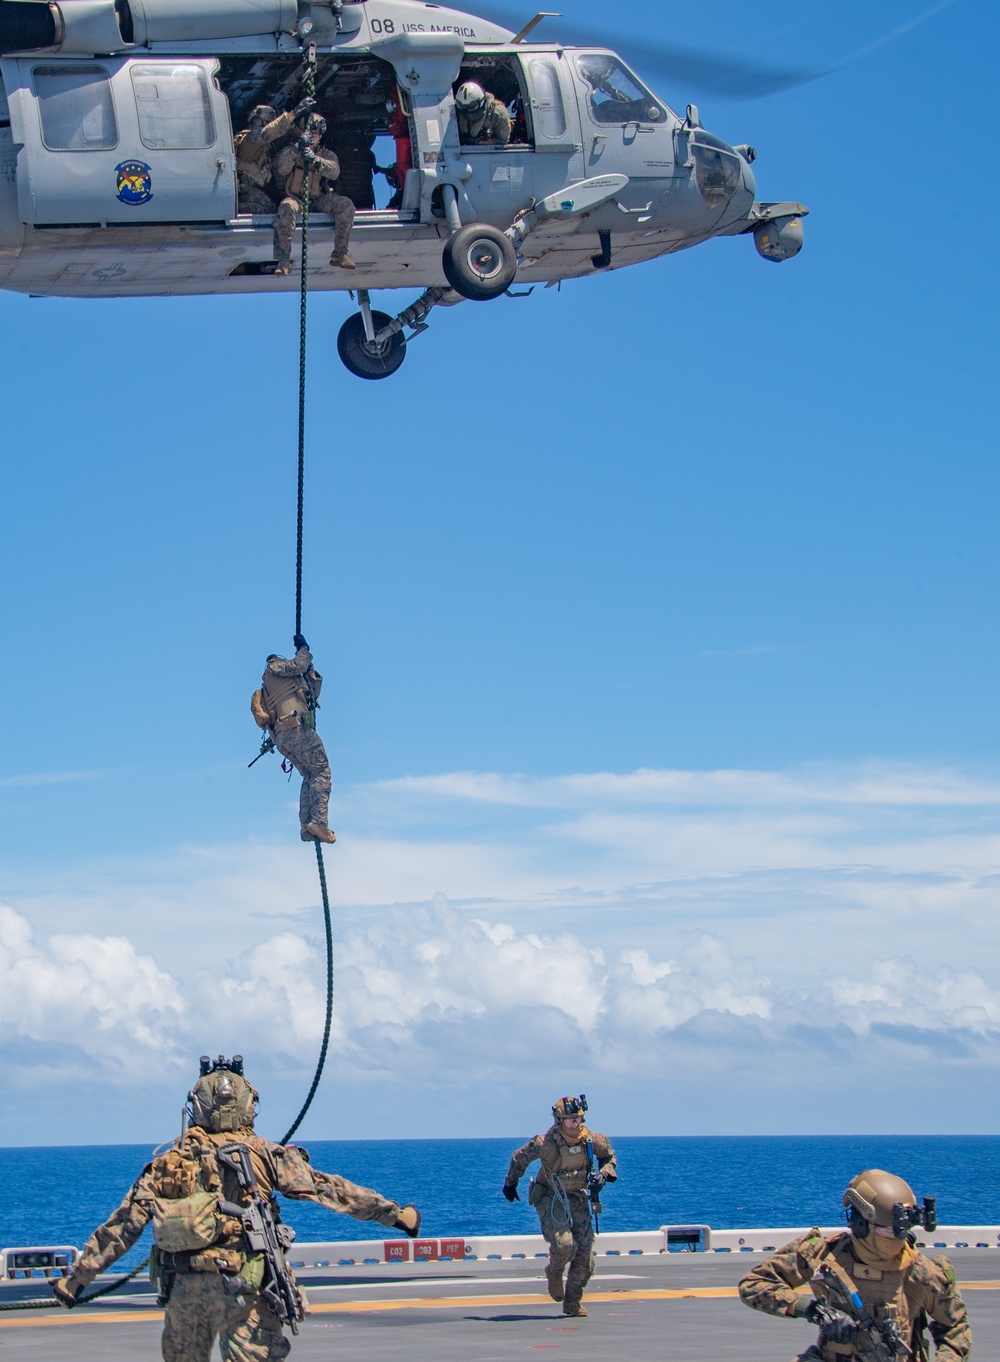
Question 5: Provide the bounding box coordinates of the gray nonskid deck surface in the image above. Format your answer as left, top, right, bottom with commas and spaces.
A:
1, 1250, 996, 1360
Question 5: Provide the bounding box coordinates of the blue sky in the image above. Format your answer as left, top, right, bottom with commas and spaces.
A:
1, 0, 999, 1146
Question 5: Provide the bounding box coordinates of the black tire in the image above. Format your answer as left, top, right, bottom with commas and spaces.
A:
336, 310, 406, 380
442, 224, 518, 301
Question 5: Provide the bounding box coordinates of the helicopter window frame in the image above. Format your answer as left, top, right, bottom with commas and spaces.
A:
572, 52, 666, 127
33, 64, 119, 153
522, 55, 566, 140
131, 62, 216, 152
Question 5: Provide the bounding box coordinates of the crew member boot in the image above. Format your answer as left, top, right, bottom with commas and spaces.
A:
545, 1266, 565, 1302
303, 822, 336, 844
330, 251, 356, 269
274, 259, 292, 276
562, 1297, 587, 1318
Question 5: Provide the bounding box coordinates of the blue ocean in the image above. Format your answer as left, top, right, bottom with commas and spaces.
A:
2, 1137, 996, 1272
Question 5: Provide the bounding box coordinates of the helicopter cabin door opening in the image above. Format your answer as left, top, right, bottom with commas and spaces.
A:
453, 50, 583, 230
216, 54, 411, 221
2, 56, 235, 224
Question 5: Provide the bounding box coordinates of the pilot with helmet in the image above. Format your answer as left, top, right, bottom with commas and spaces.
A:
502, 1094, 616, 1318
454, 81, 512, 146
739, 1168, 971, 1360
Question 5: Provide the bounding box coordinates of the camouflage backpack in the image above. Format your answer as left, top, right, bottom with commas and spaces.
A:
150, 1147, 229, 1253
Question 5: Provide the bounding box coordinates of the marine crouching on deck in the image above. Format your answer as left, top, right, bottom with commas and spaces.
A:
52, 1055, 421, 1362
738, 1168, 971, 1362
503, 1094, 616, 1318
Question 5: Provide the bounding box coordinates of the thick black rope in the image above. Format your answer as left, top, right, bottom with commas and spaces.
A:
283, 44, 335, 1146
294, 49, 316, 638
0, 1255, 151, 1312
280, 840, 334, 1144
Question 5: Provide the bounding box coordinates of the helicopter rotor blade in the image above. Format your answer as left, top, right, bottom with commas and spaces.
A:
474, 6, 821, 100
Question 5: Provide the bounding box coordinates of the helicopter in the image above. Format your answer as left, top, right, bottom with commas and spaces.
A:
0, 0, 807, 378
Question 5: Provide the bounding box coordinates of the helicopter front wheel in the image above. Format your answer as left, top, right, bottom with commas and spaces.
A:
442, 225, 518, 302
337, 310, 407, 380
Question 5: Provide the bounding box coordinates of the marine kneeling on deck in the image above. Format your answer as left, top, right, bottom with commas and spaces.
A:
53, 1055, 421, 1362
503, 1094, 616, 1318
739, 1168, 971, 1361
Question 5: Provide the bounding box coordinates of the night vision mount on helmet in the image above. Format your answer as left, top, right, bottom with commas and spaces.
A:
552, 1094, 588, 1121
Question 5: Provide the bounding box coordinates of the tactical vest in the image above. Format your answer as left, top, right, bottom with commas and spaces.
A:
815, 1235, 921, 1362
260, 665, 322, 732
537, 1128, 591, 1194
285, 152, 337, 202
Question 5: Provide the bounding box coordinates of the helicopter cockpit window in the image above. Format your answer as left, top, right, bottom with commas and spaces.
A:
131, 64, 215, 151
574, 53, 663, 125
34, 65, 118, 151
690, 130, 742, 208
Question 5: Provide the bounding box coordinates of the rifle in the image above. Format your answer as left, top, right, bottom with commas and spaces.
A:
248, 735, 275, 768
810, 1262, 912, 1362
584, 1140, 602, 1234
217, 1143, 303, 1334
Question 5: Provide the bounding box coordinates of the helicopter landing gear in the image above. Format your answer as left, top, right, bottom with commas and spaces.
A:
337, 290, 406, 381
442, 224, 518, 302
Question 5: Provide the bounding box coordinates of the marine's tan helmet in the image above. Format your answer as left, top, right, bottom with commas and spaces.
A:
552, 1095, 588, 1122
189, 1055, 258, 1133
844, 1169, 916, 1234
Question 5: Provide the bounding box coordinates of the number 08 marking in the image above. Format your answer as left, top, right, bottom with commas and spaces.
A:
370, 18, 395, 33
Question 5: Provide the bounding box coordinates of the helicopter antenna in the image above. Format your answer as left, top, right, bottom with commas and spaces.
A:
511, 12, 560, 43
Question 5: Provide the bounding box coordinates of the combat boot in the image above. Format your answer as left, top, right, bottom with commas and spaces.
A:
545, 1266, 565, 1302
274, 259, 292, 276
330, 251, 356, 269
562, 1297, 587, 1318
303, 822, 336, 844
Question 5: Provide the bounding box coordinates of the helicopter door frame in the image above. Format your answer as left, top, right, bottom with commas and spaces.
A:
2, 56, 235, 225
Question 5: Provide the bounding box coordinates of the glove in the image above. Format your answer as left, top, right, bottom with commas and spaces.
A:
590, 1171, 607, 1193
292, 96, 316, 119
302, 147, 316, 164
815, 1309, 860, 1345
393, 1204, 421, 1239
502, 1183, 520, 1202
53, 1277, 82, 1309
293, 634, 308, 650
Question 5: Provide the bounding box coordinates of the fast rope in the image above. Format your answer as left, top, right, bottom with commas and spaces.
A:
281, 42, 336, 1147
2, 48, 332, 1314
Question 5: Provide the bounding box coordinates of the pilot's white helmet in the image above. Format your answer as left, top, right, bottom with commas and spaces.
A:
456, 81, 487, 112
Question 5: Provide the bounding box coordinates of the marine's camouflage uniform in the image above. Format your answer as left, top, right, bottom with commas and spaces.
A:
235, 111, 294, 214
261, 646, 332, 837
505, 1125, 616, 1308
457, 95, 512, 145
63, 1124, 404, 1362
739, 1227, 971, 1362
273, 144, 355, 264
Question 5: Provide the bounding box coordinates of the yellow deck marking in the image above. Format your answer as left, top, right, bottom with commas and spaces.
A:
2, 1281, 996, 1329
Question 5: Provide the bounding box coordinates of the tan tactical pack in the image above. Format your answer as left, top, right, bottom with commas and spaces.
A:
251, 689, 272, 730
152, 1191, 229, 1253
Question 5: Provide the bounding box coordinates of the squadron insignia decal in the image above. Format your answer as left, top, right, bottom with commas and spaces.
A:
115, 161, 153, 205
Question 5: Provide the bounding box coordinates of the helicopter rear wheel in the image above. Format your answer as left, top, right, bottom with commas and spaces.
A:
337, 310, 407, 380
442, 224, 518, 301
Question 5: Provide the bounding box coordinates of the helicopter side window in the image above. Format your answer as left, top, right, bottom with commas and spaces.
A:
524, 57, 566, 140
33, 65, 118, 151
131, 64, 215, 151
574, 53, 663, 125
